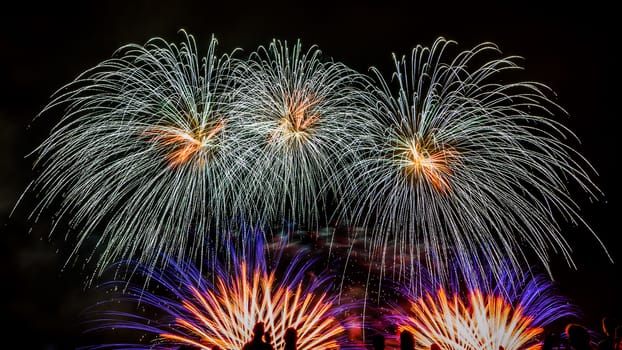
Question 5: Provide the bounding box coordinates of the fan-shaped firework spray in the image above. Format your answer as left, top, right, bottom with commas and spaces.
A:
81, 228, 358, 349
387, 265, 578, 350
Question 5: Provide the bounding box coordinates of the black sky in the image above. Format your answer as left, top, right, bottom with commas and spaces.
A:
1, 1, 620, 349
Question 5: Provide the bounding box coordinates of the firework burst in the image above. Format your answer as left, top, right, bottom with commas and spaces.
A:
82, 228, 356, 350
340, 37, 609, 286
388, 268, 578, 350
228, 39, 374, 229
17, 30, 255, 281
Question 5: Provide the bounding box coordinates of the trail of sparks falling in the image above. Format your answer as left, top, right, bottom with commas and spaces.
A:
229, 39, 375, 229
339, 36, 608, 291
17, 30, 258, 285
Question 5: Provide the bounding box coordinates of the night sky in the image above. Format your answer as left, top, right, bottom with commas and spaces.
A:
1, 1, 619, 349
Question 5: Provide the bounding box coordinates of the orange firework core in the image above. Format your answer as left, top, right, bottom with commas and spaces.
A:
399, 138, 459, 194
270, 90, 321, 143
158, 263, 345, 350
146, 120, 225, 167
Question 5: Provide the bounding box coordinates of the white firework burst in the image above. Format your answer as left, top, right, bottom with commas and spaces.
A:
340, 37, 610, 287
228, 39, 374, 230
19, 30, 253, 282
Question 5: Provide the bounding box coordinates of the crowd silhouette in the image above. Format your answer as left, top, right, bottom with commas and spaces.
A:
538, 317, 622, 350
174, 316, 622, 350
242, 322, 275, 350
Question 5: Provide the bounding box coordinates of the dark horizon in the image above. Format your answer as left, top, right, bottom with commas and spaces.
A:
1, 1, 619, 349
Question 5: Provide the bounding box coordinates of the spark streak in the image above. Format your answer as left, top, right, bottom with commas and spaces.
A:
340, 37, 608, 288
83, 230, 356, 350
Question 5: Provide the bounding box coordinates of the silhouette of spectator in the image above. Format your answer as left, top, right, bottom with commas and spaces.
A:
212, 346, 222, 350
264, 332, 274, 350
430, 343, 441, 350
372, 333, 385, 350
243, 322, 273, 350
599, 317, 618, 350
399, 330, 415, 350
284, 327, 297, 350
566, 323, 595, 350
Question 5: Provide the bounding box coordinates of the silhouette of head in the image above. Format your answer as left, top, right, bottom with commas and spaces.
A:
400, 330, 415, 350
430, 343, 441, 350
372, 333, 385, 350
253, 322, 265, 339
285, 327, 297, 343
565, 323, 591, 348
